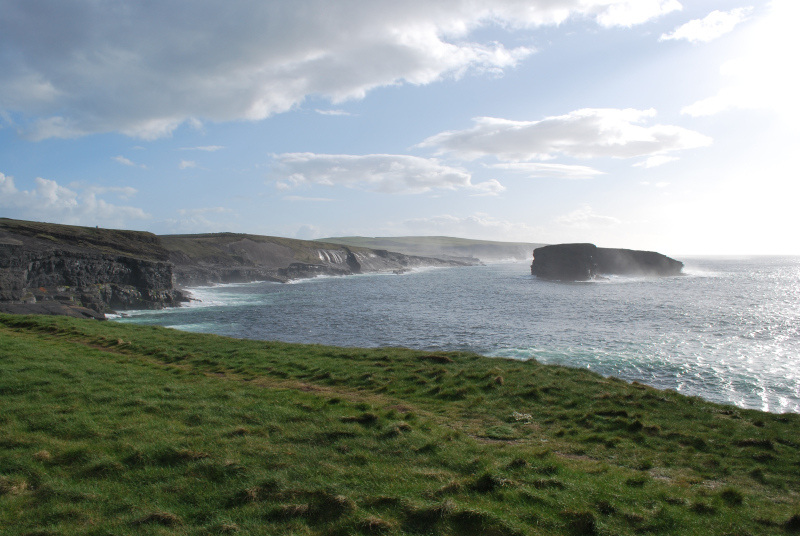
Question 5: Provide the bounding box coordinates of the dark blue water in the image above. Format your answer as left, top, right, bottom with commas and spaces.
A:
116, 257, 800, 413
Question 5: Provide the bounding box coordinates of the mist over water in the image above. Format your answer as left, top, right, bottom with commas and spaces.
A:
117, 257, 800, 413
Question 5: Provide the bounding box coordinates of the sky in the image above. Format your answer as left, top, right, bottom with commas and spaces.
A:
1, 0, 798, 255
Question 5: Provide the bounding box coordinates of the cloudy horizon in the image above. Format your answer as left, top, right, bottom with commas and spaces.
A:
1, 0, 797, 255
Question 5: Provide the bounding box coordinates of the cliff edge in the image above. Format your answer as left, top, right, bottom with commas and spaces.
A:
531, 243, 683, 281
161, 233, 473, 286
0, 219, 475, 317
0, 218, 187, 318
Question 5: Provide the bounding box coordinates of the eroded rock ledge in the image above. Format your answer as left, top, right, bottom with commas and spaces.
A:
531, 243, 683, 281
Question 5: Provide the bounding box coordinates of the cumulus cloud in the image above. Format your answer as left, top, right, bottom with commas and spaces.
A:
420, 108, 711, 162
490, 162, 605, 179
271, 153, 504, 195
593, 0, 682, 28
555, 205, 621, 228
681, 1, 799, 121
0, 172, 149, 226
401, 213, 541, 242
179, 160, 197, 170
1, 0, 679, 139
660, 7, 752, 43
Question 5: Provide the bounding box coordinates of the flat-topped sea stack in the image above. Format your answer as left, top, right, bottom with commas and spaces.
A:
531, 243, 683, 281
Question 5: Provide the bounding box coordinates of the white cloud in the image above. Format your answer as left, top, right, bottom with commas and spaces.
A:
420, 108, 711, 161
0, 171, 149, 226
681, 1, 800, 121
640, 180, 671, 188
469, 179, 506, 196
491, 162, 605, 179
315, 109, 353, 116
181, 145, 225, 152
1, 1, 681, 139
633, 155, 678, 168
593, 0, 682, 28
401, 213, 541, 242
79, 184, 139, 200
113, 155, 146, 169
271, 153, 503, 195
660, 7, 752, 43
555, 205, 621, 228
179, 160, 197, 170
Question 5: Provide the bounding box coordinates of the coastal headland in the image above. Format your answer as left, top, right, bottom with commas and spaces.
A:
0, 218, 474, 317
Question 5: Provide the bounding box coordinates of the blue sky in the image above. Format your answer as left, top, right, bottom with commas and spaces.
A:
1, 0, 797, 255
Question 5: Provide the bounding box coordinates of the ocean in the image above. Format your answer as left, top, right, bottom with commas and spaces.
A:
116, 256, 800, 414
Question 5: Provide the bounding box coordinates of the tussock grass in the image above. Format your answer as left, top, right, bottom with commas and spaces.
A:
1, 313, 799, 535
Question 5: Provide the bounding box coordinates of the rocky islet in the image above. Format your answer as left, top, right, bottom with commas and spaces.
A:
531, 243, 684, 281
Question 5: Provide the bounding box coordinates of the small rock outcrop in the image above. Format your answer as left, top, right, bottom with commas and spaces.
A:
531, 243, 683, 281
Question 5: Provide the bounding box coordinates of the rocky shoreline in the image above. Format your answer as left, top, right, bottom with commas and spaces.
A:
0, 218, 473, 319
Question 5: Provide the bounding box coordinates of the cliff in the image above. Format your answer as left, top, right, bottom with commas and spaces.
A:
161, 233, 472, 286
0, 220, 475, 317
531, 243, 683, 281
321, 235, 545, 263
0, 218, 187, 317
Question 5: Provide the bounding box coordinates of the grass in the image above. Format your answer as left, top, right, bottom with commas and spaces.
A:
1, 313, 799, 535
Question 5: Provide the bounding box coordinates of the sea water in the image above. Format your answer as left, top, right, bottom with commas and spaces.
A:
116, 257, 800, 413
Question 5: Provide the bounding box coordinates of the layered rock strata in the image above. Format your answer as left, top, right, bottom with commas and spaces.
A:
0, 220, 188, 317
1, 220, 475, 318
163, 233, 470, 286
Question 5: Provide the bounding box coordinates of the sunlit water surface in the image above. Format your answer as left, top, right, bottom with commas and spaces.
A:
116, 257, 800, 413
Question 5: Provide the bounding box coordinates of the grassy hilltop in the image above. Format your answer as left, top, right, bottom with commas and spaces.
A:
1, 314, 799, 535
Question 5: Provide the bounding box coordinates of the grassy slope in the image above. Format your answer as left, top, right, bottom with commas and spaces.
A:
1, 314, 799, 535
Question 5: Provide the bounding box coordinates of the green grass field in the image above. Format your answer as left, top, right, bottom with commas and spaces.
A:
1, 313, 798, 535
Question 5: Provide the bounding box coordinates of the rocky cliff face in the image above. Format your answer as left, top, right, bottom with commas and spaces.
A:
321, 236, 545, 263
1, 220, 480, 319
0, 219, 186, 317
531, 243, 683, 281
162, 233, 472, 286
